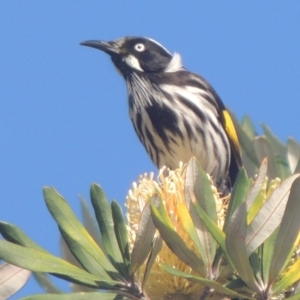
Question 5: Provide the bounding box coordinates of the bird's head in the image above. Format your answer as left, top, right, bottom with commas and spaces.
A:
80, 36, 183, 76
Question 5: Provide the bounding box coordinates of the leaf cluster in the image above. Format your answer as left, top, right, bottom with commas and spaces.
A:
0, 117, 299, 300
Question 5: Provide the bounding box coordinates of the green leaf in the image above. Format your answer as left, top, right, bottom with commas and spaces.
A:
249, 252, 263, 287
246, 174, 300, 255
60, 235, 83, 270
254, 135, 290, 179
260, 229, 278, 286
0, 222, 48, 253
241, 115, 257, 139
262, 124, 286, 159
177, 202, 210, 268
273, 257, 300, 294
21, 292, 121, 300
150, 199, 205, 276
232, 115, 259, 166
111, 200, 130, 274
226, 202, 259, 293
242, 153, 259, 179
129, 200, 156, 275
275, 156, 292, 180
185, 158, 217, 223
254, 136, 278, 179
59, 228, 110, 279
246, 159, 268, 209
162, 264, 254, 299
269, 176, 300, 285
192, 202, 234, 269
287, 138, 300, 174
80, 197, 103, 249
224, 168, 250, 231
90, 184, 126, 277
246, 159, 268, 223
0, 240, 101, 288
184, 158, 217, 269
43, 187, 115, 277
142, 235, 163, 290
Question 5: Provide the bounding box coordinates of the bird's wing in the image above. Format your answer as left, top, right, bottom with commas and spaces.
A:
222, 109, 243, 185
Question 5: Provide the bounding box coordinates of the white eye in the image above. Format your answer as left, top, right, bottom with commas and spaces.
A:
134, 43, 145, 52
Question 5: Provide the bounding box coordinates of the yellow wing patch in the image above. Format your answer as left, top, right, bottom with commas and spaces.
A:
222, 110, 242, 167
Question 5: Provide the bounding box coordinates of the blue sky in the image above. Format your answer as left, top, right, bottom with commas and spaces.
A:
1, 2, 300, 299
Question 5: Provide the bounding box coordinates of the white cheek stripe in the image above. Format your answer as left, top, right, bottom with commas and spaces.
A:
124, 55, 144, 72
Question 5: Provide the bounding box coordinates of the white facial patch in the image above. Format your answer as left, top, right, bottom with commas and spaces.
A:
124, 55, 144, 71
164, 52, 184, 72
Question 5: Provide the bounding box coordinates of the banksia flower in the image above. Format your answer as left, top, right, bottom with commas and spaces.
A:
126, 162, 230, 300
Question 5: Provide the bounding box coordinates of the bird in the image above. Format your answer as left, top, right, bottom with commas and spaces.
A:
80, 36, 242, 193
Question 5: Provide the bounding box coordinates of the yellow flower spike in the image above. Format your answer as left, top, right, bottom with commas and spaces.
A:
126, 163, 227, 300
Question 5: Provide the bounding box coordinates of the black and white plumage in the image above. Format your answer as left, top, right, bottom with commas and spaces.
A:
81, 36, 242, 192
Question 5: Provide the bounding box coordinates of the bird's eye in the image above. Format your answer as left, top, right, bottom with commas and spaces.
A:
134, 43, 145, 52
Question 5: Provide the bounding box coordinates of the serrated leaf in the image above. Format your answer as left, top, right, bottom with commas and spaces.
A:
0, 262, 31, 299
269, 176, 300, 285
150, 200, 204, 275
43, 187, 115, 276
162, 264, 254, 299
129, 200, 156, 275
0, 240, 101, 288
226, 202, 259, 293
90, 184, 126, 277
246, 174, 300, 255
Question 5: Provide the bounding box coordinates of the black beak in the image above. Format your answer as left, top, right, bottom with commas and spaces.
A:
80, 40, 120, 55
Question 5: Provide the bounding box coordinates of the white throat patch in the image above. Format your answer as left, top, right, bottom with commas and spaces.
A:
124, 55, 144, 72
164, 52, 184, 72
